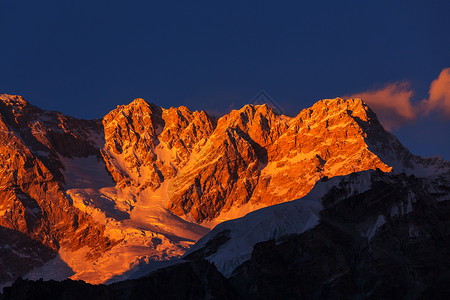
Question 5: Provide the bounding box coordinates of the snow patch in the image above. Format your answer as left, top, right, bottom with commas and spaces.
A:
409, 225, 420, 238
363, 215, 386, 241
390, 191, 416, 217
59, 155, 115, 189
186, 170, 376, 277
187, 195, 323, 277
25, 254, 75, 281
54, 180, 209, 284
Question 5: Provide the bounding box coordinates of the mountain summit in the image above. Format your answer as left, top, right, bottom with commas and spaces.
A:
0, 94, 448, 286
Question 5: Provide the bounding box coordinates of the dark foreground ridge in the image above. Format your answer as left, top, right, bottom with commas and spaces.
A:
3, 170, 450, 299
1, 260, 239, 300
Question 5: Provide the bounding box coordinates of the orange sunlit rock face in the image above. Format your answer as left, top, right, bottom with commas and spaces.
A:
0, 95, 117, 284
99, 96, 445, 224
0, 93, 447, 285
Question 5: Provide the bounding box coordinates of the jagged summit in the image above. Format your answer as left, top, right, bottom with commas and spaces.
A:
0, 94, 28, 105
0, 93, 448, 287
293, 97, 378, 129
129, 97, 149, 106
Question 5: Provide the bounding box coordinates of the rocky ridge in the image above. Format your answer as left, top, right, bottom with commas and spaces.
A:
100, 96, 448, 223
0, 93, 448, 286
0, 95, 116, 286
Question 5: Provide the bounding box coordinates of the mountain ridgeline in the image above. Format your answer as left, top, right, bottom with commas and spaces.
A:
0, 93, 449, 294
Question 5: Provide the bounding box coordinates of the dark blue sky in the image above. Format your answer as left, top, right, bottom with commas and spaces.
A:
1, 0, 449, 159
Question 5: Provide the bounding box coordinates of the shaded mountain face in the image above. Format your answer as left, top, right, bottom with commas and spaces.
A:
0, 93, 448, 286
184, 169, 450, 299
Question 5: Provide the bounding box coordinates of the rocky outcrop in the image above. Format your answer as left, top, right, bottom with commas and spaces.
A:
163, 98, 446, 221
0, 227, 54, 286
97, 96, 448, 222
101, 99, 215, 191
0, 95, 116, 285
